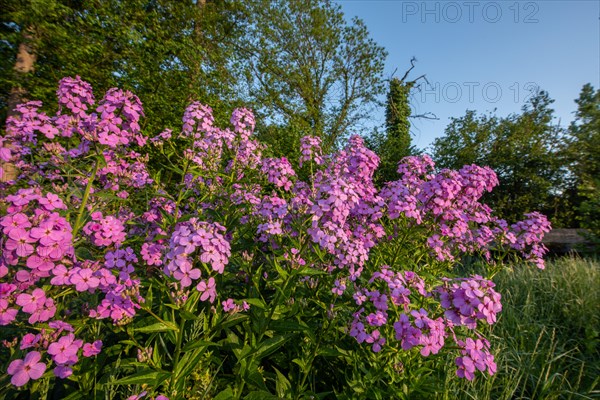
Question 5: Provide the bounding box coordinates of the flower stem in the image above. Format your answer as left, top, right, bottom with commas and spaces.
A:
73, 157, 100, 237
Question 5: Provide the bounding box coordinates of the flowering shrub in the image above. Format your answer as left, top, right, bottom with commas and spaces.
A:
0, 77, 551, 399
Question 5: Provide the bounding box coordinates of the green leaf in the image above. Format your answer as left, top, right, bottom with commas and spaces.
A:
297, 266, 328, 276
134, 321, 179, 333
244, 391, 279, 400
213, 387, 234, 400
243, 298, 266, 309
109, 369, 170, 386
292, 358, 309, 374
179, 310, 200, 320
273, 366, 291, 397
75, 247, 95, 261
181, 339, 216, 352
245, 370, 269, 392
317, 347, 344, 357
253, 334, 290, 360
59, 391, 90, 400
220, 313, 249, 329
270, 320, 309, 333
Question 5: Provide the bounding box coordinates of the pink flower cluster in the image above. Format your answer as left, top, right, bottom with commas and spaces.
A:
97, 150, 153, 192
1, 77, 154, 212
83, 211, 127, 247
96, 87, 146, 147
0, 77, 553, 391
455, 337, 497, 380
302, 136, 384, 279
230, 107, 255, 139
179, 102, 265, 174
1, 188, 73, 291
381, 155, 551, 266
182, 102, 214, 137
299, 135, 323, 167
164, 218, 231, 293
6, 321, 102, 386
509, 212, 552, 269
57, 75, 95, 118
254, 195, 289, 242
261, 157, 296, 191
222, 298, 250, 313
348, 267, 499, 379
436, 275, 502, 328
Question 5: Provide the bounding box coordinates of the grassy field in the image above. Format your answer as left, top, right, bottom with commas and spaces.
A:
439, 256, 600, 400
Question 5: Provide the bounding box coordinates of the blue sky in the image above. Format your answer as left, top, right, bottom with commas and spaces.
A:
336, 0, 600, 150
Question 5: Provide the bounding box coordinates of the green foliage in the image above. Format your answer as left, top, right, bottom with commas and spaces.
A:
240, 0, 387, 153
2, 0, 388, 159
0, 0, 244, 131
431, 90, 570, 225
370, 76, 418, 185
441, 257, 600, 399
567, 84, 600, 243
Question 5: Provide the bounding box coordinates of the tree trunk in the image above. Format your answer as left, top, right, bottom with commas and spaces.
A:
186, 0, 209, 102
7, 32, 37, 117
2, 30, 36, 183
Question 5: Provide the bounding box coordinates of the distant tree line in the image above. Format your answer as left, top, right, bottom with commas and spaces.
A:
431, 85, 600, 240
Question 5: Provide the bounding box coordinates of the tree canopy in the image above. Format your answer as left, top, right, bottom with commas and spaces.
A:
239, 0, 387, 155
567, 84, 600, 239
432, 90, 569, 225
1, 0, 246, 131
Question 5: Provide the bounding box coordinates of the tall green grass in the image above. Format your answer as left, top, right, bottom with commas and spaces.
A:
440, 257, 600, 399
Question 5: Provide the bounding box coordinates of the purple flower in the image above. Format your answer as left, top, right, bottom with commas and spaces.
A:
455, 356, 476, 381
7, 351, 46, 387
261, 157, 296, 191
47, 334, 82, 365
365, 330, 386, 353
20, 333, 40, 350
196, 277, 217, 303
127, 391, 148, 400
49, 320, 74, 332
70, 268, 100, 292
299, 135, 323, 167
54, 365, 73, 379
172, 263, 201, 288
349, 320, 368, 344
16, 288, 46, 314
6, 228, 36, 257
332, 279, 346, 296
222, 298, 236, 312
82, 340, 103, 357
0, 299, 18, 325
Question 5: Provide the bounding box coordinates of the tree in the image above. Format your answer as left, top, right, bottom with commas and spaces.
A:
369, 59, 431, 185
432, 90, 569, 224
568, 84, 600, 240
239, 0, 387, 154
0, 0, 245, 132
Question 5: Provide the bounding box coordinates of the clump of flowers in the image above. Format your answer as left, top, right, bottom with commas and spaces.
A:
164, 218, 231, 289
83, 211, 127, 248
0, 77, 553, 397
349, 267, 501, 379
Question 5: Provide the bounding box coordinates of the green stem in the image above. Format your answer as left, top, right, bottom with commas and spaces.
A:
73, 157, 100, 237
257, 265, 294, 344
170, 315, 187, 393
142, 306, 175, 329
297, 307, 334, 396
173, 159, 191, 219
